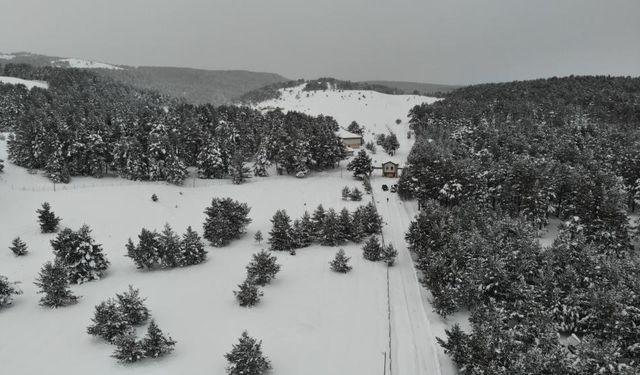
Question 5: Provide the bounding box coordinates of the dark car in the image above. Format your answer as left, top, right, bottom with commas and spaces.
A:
382, 184, 389, 191
390, 185, 398, 193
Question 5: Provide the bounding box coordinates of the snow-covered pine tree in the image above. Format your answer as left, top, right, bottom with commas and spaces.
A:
268, 210, 293, 251
127, 229, 161, 269
158, 223, 181, 268
163, 153, 188, 185
253, 146, 271, 177
364, 202, 383, 234
115, 286, 150, 326
37, 202, 61, 233
299, 211, 316, 244
362, 236, 382, 261
230, 152, 251, 185
225, 331, 271, 375
382, 243, 398, 266
203, 198, 252, 247
382, 132, 400, 155
246, 250, 281, 286
112, 330, 145, 363
342, 186, 350, 200
45, 149, 71, 183
34, 261, 78, 308
234, 279, 263, 307
9, 237, 28, 256
0, 158, 4, 173
197, 140, 225, 179
179, 226, 207, 266
349, 213, 367, 243
87, 299, 130, 343
311, 204, 327, 236
0, 275, 22, 308
320, 209, 343, 246
346, 149, 373, 178
140, 319, 176, 358
291, 218, 313, 248
330, 249, 352, 273
337, 208, 353, 243
349, 187, 363, 201
254, 230, 263, 244
347, 120, 363, 135
51, 225, 110, 284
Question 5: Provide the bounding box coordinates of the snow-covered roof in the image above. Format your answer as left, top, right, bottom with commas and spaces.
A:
336, 128, 362, 139
382, 161, 399, 166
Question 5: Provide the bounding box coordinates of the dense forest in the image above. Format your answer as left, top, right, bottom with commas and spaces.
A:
402, 76, 640, 373
0, 64, 346, 184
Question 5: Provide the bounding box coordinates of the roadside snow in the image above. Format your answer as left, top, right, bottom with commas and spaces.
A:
0, 76, 49, 89
53, 58, 123, 70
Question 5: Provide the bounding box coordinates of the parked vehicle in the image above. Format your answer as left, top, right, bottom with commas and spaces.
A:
390, 185, 397, 193
382, 184, 389, 191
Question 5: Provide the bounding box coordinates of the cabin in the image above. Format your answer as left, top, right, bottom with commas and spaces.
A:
336, 128, 364, 149
382, 161, 399, 178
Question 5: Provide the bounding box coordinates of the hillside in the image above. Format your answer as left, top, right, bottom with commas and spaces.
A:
364, 80, 460, 96
0, 52, 289, 105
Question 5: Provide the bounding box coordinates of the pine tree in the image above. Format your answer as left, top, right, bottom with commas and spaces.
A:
382, 132, 400, 155
45, 150, 70, 183
141, 320, 176, 358
363, 178, 372, 194
364, 202, 383, 234
180, 226, 207, 266
299, 211, 316, 244
268, 210, 293, 251
320, 209, 343, 246
349, 187, 363, 201
127, 229, 161, 269
254, 230, 263, 244
87, 299, 130, 343
158, 223, 181, 268
362, 236, 382, 261
37, 202, 61, 233
112, 330, 145, 363
230, 153, 251, 185
203, 198, 252, 247
342, 186, 351, 200
115, 286, 149, 326
253, 146, 271, 177
197, 140, 225, 179
291, 218, 313, 248
330, 249, 352, 273
347, 120, 363, 135
346, 149, 373, 178
350, 208, 367, 243
246, 250, 281, 286
34, 261, 77, 308
51, 225, 110, 284
163, 153, 188, 185
225, 331, 271, 375
234, 279, 263, 307
311, 204, 327, 236
337, 208, 353, 243
0, 275, 22, 308
0, 158, 4, 173
382, 243, 398, 266
9, 237, 28, 256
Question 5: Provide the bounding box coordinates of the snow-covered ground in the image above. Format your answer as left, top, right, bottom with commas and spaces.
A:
0, 87, 456, 375
0, 53, 15, 60
53, 58, 123, 70
0, 76, 49, 90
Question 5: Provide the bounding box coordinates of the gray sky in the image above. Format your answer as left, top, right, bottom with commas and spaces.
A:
1, 0, 639, 85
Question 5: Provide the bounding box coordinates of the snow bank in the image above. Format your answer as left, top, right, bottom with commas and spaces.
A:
53, 58, 123, 70
0, 76, 49, 89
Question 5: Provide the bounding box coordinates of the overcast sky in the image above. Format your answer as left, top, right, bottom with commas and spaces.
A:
1, 0, 639, 85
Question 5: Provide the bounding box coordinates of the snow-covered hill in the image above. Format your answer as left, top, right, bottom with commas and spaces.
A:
0, 76, 49, 89
53, 58, 123, 70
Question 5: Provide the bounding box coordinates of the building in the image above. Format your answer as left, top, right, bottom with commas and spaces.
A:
336, 128, 363, 149
382, 161, 399, 178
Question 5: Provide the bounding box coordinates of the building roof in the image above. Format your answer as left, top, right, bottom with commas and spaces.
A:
382, 161, 399, 166
336, 128, 363, 139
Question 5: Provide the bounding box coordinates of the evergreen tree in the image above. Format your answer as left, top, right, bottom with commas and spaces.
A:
127, 229, 161, 269
112, 331, 145, 363
363, 202, 383, 234
225, 331, 271, 375
330, 249, 352, 273
234, 279, 263, 307
34, 261, 77, 308
51, 225, 110, 284
363, 178, 372, 194
115, 286, 149, 326
311, 204, 327, 236
254, 230, 263, 244
382, 243, 398, 266
347, 120, 363, 135
382, 132, 400, 155
246, 250, 281, 286
141, 320, 176, 358
203, 198, 252, 247
337, 208, 353, 243
45, 149, 71, 183
87, 299, 130, 343
253, 146, 271, 177
362, 236, 382, 261
346, 149, 373, 178
0, 158, 4, 173
37, 202, 61, 233
230, 152, 252, 184
9, 237, 28, 256
349, 211, 367, 243
268, 210, 293, 251
163, 153, 188, 185
320, 209, 343, 246
197, 140, 225, 179
299, 211, 316, 244
0, 275, 22, 308
291, 218, 312, 248
158, 223, 181, 268
349, 187, 363, 201
342, 186, 350, 200
180, 226, 207, 266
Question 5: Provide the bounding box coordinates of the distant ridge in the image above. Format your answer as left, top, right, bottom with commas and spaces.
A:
364, 80, 460, 96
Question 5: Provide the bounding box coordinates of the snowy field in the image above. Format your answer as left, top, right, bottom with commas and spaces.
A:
0, 87, 459, 375
53, 58, 123, 70
0, 76, 49, 90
